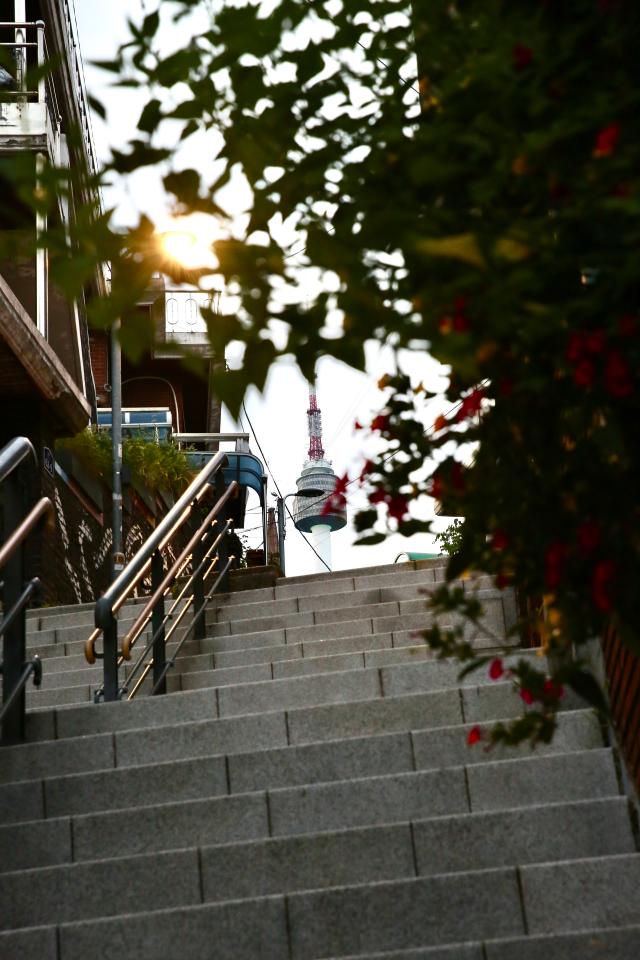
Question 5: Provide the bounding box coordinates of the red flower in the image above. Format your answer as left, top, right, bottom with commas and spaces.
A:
453, 297, 470, 332
321, 492, 346, 516
566, 332, 584, 364
334, 473, 349, 495
369, 488, 387, 505
604, 349, 633, 398
492, 529, 509, 551
370, 414, 389, 432
619, 315, 638, 338
467, 725, 484, 746
543, 679, 565, 700
573, 358, 595, 388
520, 688, 535, 705
354, 419, 363, 431
592, 560, 615, 612
496, 572, 512, 589
359, 459, 374, 485
456, 388, 485, 422
430, 474, 444, 500
451, 462, 466, 493
513, 45, 533, 70
577, 520, 600, 554
387, 495, 409, 522
545, 541, 568, 589
489, 658, 504, 680
585, 331, 606, 354
433, 414, 449, 433
593, 122, 621, 158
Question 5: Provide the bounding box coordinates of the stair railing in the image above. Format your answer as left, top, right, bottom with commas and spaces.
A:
0, 437, 53, 744
86, 451, 238, 702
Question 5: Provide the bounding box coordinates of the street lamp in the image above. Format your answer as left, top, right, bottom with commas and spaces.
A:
275, 489, 323, 577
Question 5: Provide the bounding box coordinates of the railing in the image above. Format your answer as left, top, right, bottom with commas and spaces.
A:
0, 437, 53, 744
0, 22, 61, 124
85, 451, 238, 701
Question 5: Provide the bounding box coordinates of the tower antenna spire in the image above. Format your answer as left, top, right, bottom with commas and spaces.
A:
306, 383, 325, 461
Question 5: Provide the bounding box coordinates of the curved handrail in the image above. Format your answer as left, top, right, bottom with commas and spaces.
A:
0, 498, 53, 571
94, 450, 227, 631
0, 438, 45, 744
120, 482, 238, 661
91, 450, 239, 701
0, 436, 36, 485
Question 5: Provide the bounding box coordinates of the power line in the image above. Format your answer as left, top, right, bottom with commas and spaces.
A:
241, 402, 331, 572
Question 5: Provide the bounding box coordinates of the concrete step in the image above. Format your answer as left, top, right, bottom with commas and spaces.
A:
0, 747, 616, 866
0, 709, 600, 824
209, 585, 514, 637
2, 793, 631, 901
483, 925, 640, 959
20, 661, 582, 757
0, 867, 529, 958
161, 641, 512, 693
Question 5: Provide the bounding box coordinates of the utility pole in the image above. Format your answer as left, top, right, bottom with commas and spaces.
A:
110, 317, 124, 577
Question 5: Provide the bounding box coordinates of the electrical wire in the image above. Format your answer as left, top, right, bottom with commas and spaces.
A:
265, 381, 489, 515
241, 402, 332, 572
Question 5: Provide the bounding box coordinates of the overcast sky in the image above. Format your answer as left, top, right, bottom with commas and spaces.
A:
74, 0, 451, 575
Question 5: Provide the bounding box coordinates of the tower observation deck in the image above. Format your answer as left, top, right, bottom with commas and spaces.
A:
293, 384, 347, 571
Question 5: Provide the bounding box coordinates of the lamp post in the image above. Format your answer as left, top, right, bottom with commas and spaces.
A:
275, 489, 323, 577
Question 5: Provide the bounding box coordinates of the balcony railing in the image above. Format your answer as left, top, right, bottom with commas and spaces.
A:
0, 14, 99, 180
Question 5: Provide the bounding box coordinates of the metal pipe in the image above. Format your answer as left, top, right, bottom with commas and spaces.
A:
0, 437, 36, 485
0, 656, 41, 726
14, 2, 26, 94
36, 22, 44, 103
276, 496, 286, 576
110, 318, 124, 577
121, 485, 237, 659
0, 498, 52, 572
0, 577, 40, 637
95, 450, 228, 622
35, 152, 48, 338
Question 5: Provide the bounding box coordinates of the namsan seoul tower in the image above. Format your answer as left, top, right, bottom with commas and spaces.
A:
293, 384, 347, 572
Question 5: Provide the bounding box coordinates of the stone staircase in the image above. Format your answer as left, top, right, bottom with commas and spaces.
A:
1, 560, 639, 958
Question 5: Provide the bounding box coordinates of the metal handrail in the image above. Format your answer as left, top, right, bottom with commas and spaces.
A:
0, 438, 49, 744
92, 451, 237, 701
95, 450, 226, 626
125, 519, 229, 671
0, 656, 42, 726
121, 485, 237, 660
0, 577, 40, 638
0, 498, 53, 571
0, 436, 36, 484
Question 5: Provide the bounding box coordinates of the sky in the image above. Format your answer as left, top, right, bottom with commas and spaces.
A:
73, 0, 452, 575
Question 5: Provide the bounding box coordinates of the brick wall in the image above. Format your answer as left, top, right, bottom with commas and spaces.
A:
88, 330, 110, 406
38, 456, 169, 606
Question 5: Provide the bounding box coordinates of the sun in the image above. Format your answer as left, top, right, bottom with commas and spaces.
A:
158, 214, 219, 269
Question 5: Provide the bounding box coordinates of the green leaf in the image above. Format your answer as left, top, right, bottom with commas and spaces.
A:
87, 93, 107, 121
354, 533, 387, 546
138, 99, 163, 134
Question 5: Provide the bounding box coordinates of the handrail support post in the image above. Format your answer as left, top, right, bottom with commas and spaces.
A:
215, 474, 231, 595
101, 609, 120, 702
1, 472, 27, 744
191, 503, 206, 641
151, 550, 167, 695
